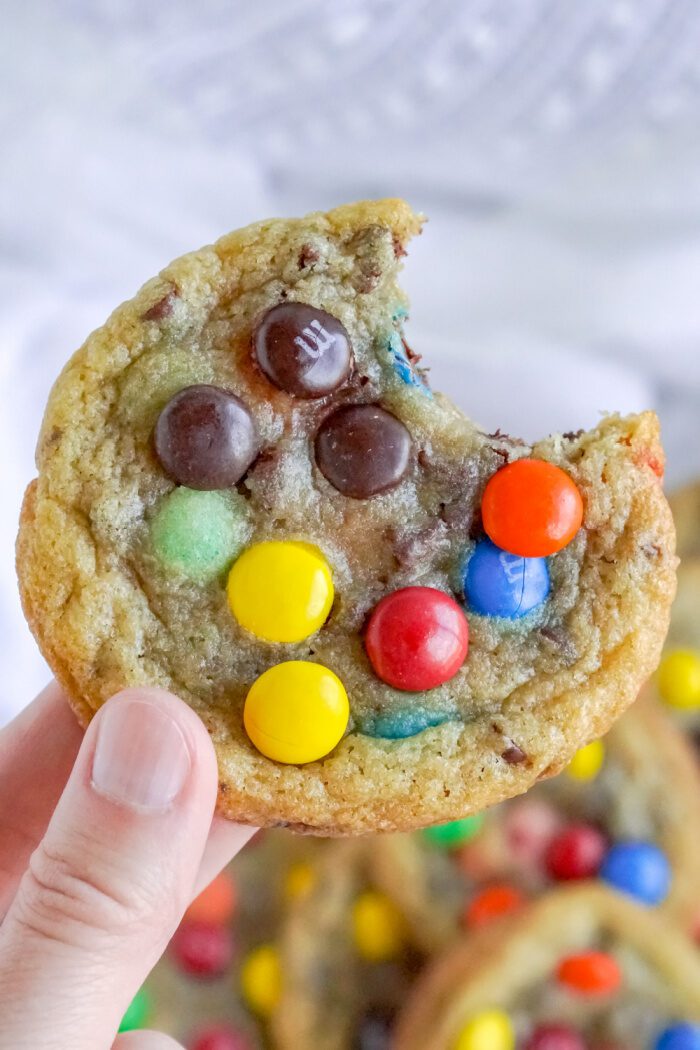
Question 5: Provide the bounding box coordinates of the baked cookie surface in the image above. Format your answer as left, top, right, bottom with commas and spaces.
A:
17, 199, 677, 834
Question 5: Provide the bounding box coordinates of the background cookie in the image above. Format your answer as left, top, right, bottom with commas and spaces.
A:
16, 199, 677, 834
373, 700, 700, 952
393, 884, 700, 1050
273, 841, 422, 1050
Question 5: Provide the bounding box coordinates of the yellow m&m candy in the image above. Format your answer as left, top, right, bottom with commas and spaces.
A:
657, 649, 700, 710
566, 739, 605, 781
454, 1009, 514, 1050
244, 660, 349, 764
240, 944, 281, 1016
227, 540, 333, 643
352, 891, 405, 962
284, 861, 316, 901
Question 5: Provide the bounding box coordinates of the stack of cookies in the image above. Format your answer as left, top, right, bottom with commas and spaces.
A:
16, 203, 699, 1048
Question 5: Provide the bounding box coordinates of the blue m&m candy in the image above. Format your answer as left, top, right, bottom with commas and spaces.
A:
600, 841, 671, 906
386, 331, 431, 394
464, 539, 549, 619
655, 1024, 700, 1050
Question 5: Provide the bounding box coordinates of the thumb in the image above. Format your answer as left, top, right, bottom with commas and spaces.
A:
0, 688, 219, 1050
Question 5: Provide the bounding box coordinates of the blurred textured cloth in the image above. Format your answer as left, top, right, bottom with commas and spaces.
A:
2, 0, 699, 719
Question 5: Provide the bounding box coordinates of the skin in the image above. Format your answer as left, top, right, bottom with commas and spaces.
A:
0, 681, 256, 1050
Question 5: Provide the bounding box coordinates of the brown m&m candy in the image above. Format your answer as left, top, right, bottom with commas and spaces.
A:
154, 384, 258, 489
253, 302, 353, 398
315, 403, 412, 498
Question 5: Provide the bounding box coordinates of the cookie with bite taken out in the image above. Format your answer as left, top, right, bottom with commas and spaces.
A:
16, 200, 676, 834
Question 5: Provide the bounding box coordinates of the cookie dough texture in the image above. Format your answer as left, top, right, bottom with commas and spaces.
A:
17, 199, 677, 834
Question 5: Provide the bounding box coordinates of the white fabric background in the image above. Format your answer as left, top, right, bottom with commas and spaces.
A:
2, 1, 700, 722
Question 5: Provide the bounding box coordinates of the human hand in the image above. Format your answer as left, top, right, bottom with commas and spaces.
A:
0, 681, 256, 1049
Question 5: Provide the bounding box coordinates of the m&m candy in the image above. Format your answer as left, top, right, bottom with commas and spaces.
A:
155, 384, 259, 489
240, 944, 282, 1016
556, 950, 621, 994
365, 586, 469, 691
189, 1025, 253, 1050
169, 921, 234, 978
228, 541, 334, 643
284, 861, 316, 901
315, 403, 413, 499
454, 1009, 515, 1050
252, 302, 353, 398
244, 661, 349, 764
523, 1024, 586, 1050
482, 459, 583, 557
464, 883, 525, 929
387, 331, 431, 394
352, 890, 405, 961
422, 814, 485, 849
655, 1023, 700, 1050
600, 841, 671, 906
545, 823, 607, 881
185, 871, 237, 925
566, 739, 605, 781
151, 489, 251, 581
504, 799, 561, 866
657, 650, 700, 710
464, 539, 549, 619
118, 987, 151, 1033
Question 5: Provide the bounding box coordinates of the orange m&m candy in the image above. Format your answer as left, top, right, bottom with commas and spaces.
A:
185, 871, 236, 925
482, 459, 583, 557
464, 884, 525, 929
556, 950, 622, 995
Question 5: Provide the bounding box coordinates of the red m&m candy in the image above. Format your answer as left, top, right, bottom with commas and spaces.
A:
189, 1025, 252, 1050
545, 823, 606, 881
523, 1024, 586, 1050
482, 459, 583, 557
169, 921, 234, 978
365, 586, 468, 691
557, 950, 622, 995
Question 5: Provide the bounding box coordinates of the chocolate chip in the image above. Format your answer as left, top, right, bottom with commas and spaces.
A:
154, 384, 259, 489
298, 243, 320, 269
641, 542, 661, 559
539, 625, 578, 664
142, 288, 178, 320
563, 429, 585, 441
392, 234, 407, 258
253, 302, 353, 398
315, 404, 412, 498
502, 744, 527, 764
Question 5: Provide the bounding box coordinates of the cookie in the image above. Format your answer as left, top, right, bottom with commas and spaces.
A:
273, 841, 422, 1050
372, 700, 700, 952
393, 884, 700, 1050
16, 199, 677, 834
132, 830, 322, 1048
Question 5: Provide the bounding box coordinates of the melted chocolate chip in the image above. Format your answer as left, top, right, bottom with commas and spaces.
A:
502, 744, 527, 764
154, 384, 258, 489
253, 302, 353, 398
315, 404, 412, 498
142, 288, 178, 320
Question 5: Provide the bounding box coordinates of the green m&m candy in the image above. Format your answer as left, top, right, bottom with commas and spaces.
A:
118, 987, 151, 1033
151, 488, 251, 582
421, 814, 485, 849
